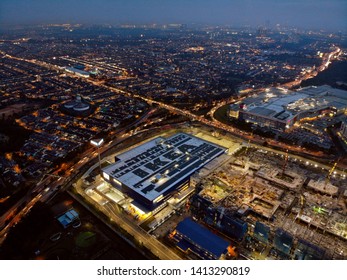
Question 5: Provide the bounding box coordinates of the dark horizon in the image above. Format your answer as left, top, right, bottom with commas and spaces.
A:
0, 0, 346, 32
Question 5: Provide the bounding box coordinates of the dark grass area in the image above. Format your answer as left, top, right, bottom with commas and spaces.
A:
194, 107, 212, 116
0, 192, 148, 260
213, 104, 232, 125
0, 120, 32, 153
75, 231, 97, 248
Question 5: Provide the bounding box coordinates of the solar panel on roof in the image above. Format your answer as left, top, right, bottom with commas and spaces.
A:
133, 168, 149, 178
145, 162, 160, 171
102, 133, 226, 207
142, 184, 155, 194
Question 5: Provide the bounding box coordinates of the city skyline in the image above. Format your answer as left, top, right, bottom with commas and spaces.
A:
0, 0, 346, 31
0, 0, 346, 263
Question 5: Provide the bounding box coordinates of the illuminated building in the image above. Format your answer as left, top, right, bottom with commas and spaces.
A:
65, 66, 90, 78
228, 85, 347, 131
63, 95, 90, 112
61, 94, 92, 116
102, 133, 226, 211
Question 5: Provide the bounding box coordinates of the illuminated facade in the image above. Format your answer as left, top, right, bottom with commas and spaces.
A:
229, 85, 347, 131
102, 133, 226, 210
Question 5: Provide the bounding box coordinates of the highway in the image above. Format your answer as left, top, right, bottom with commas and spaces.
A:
0, 108, 154, 245
1, 46, 342, 162
72, 183, 181, 260
0, 45, 344, 250
66, 126, 183, 260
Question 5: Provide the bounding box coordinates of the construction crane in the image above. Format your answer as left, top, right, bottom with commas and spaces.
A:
325, 162, 337, 190
242, 134, 252, 168
299, 194, 305, 216
245, 133, 253, 154
281, 149, 289, 176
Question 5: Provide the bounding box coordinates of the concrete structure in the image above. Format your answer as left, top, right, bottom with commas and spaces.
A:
307, 179, 339, 196
255, 167, 305, 191
229, 85, 347, 131
102, 133, 226, 210
274, 228, 293, 255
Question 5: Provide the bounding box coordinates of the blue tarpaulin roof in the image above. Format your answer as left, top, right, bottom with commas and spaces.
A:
57, 209, 79, 228
176, 218, 229, 258
176, 239, 191, 252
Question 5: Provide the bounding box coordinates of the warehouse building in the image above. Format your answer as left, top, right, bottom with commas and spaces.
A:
229, 85, 347, 131
102, 133, 226, 211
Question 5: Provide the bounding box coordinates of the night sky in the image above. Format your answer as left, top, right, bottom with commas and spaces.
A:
0, 0, 346, 31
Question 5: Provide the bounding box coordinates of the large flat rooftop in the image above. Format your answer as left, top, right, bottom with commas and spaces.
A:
103, 133, 226, 203
234, 85, 347, 123
175, 217, 229, 259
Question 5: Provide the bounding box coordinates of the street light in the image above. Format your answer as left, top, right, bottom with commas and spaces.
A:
90, 138, 104, 171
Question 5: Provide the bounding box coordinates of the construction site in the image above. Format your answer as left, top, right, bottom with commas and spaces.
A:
189, 143, 347, 259
75, 125, 346, 260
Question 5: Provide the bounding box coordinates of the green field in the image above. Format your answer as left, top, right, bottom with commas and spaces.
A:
75, 231, 96, 248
